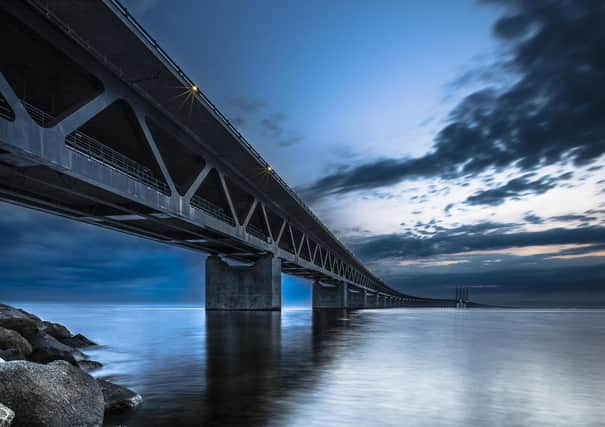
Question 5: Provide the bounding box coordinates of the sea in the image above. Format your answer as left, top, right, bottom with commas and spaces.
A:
14, 305, 605, 427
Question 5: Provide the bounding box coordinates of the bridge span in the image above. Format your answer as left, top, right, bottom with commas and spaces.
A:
0, 0, 457, 310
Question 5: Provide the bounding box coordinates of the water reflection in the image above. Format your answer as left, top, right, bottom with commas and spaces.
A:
103, 308, 355, 426
17, 305, 605, 427
203, 311, 282, 425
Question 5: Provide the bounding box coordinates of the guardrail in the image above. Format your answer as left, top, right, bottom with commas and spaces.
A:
22, 102, 52, 127
22, 101, 171, 196
26, 0, 398, 296
0, 94, 14, 121
103, 0, 387, 287
246, 223, 267, 241
190, 194, 236, 227
66, 130, 171, 195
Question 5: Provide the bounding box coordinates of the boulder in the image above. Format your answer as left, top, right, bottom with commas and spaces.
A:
0, 360, 104, 427
29, 332, 85, 364
16, 308, 42, 323
78, 360, 103, 372
61, 333, 96, 348
0, 403, 14, 427
0, 305, 41, 338
0, 327, 32, 356
42, 321, 72, 340
97, 379, 143, 413
0, 349, 25, 362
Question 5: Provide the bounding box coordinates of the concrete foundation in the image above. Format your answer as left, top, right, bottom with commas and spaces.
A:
347, 287, 365, 308
312, 281, 347, 309
365, 292, 376, 307
205, 254, 281, 311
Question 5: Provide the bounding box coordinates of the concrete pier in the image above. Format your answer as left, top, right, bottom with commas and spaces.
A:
312, 281, 347, 309
347, 287, 365, 308
205, 254, 281, 311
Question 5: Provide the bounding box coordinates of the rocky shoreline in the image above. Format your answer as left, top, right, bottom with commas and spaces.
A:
0, 303, 142, 426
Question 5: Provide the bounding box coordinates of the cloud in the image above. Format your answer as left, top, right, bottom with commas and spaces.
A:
0, 203, 203, 303
551, 214, 597, 223
384, 264, 605, 307
302, 0, 605, 201
229, 97, 266, 114
523, 212, 543, 224
397, 259, 469, 267
464, 172, 572, 206
228, 98, 303, 147
350, 222, 605, 261
547, 250, 605, 260
261, 112, 287, 136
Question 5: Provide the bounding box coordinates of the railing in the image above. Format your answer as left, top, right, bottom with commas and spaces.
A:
25, 0, 400, 297
22, 101, 170, 196
246, 223, 267, 241
0, 94, 15, 121
22, 102, 52, 127
66, 131, 170, 195
190, 194, 236, 227
103, 0, 387, 287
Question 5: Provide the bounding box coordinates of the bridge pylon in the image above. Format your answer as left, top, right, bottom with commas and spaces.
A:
205, 254, 281, 311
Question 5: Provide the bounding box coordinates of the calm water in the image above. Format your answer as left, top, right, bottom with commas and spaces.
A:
16, 305, 605, 427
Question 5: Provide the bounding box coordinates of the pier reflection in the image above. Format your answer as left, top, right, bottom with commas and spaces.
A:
202, 311, 282, 425
102, 308, 358, 426
200, 309, 355, 426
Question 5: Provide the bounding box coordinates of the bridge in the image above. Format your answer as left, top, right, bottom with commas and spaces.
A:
0, 0, 459, 310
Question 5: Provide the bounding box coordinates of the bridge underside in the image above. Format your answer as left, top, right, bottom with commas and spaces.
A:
0, 0, 459, 310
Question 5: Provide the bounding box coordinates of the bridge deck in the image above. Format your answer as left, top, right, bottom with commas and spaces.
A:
0, 0, 458, 306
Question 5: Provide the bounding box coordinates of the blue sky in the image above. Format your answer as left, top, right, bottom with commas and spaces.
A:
2, 0, 605, 306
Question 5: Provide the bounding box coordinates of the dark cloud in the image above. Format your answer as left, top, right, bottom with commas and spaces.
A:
551, 214, 597, 223
229, 97, 266, 114
302, 0, 605, 201
385, 264, 605, 307
278, 136, 303, 147
227, 98, 302, 147
261, 112, 287, 136
0, 203, 203, 303
464, 172, 572, 206
523, 212, 543, 224
350, 222, 605, 261
228, 97, 266, 126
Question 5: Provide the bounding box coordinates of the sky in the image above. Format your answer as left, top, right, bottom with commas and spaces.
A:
2, 0, 604, 307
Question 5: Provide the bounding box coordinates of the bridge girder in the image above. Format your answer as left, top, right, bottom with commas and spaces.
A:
0, 0, 456, 305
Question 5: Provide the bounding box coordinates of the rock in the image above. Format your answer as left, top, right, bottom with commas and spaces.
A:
0, 305, 41, 338
78, 360, 103, 372
0, 349, 25, 362
0, 403, 14, 427
61, 333, 96, 348
0, 327, 32, 356
0, 360, 104, 426
97, 379, 143, 413
42, 321, 72, 340
15, 308, 42, 323
29, 332, 85, 364
16, 308, 42, 323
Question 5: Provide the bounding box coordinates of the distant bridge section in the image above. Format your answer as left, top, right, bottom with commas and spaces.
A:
0, 0, 457, 309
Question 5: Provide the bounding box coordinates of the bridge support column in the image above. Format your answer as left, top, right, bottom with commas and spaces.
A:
347, 287, 364, 309
313, 281, 347, 309
205, 254, 281, 311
